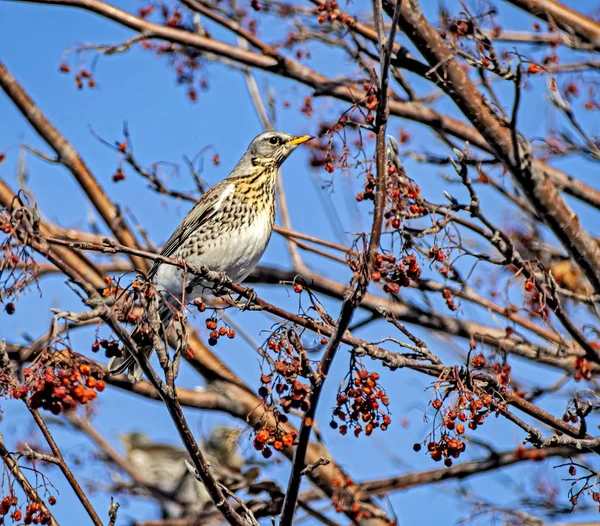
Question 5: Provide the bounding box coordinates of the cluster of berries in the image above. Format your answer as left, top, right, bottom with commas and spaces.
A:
491, 362, 512, 386
0, 496, 56, 524
252, 424, 298, 459
418, 392, 496, 465
58, 63, 96, 89
573, 357, 593, 382
259, 336, 313, 413
427, 245, 452, 278
370, 252, 422, 293
22, 354, 105, 414
204, 316, 235, 346
316, 0, 339, 24
470, 353, 512, 387
1, 214, 38, 307
91, 338, 122, 361
420, 434, 466, 467
330, 368, 391, 437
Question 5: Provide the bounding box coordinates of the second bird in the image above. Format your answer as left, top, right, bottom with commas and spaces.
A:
109, 131, 312, 381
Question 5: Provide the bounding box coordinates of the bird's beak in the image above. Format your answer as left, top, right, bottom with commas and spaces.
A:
288, 135, 313, 146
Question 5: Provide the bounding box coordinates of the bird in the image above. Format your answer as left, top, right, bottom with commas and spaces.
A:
204, 425, 244, 473
108, 131, 312, 381
119, 426, 246, 519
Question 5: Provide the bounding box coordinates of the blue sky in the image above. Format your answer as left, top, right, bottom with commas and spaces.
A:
1, 0, 600, 524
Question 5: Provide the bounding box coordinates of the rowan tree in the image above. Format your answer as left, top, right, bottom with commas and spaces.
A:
1, 0, 600, 525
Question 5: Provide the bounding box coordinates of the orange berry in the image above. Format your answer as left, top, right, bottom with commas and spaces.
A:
95, 380, 106, 392
255, 429, 270, 443
79, 364, 91, 375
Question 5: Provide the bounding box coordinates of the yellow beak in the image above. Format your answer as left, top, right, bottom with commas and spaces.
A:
288, 135, 313, 146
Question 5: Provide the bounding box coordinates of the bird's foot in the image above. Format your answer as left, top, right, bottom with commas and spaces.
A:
211, 272, 232, 296
239, 287, 260, 311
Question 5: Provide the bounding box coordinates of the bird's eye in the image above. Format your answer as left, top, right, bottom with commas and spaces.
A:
268, 136, 280, 145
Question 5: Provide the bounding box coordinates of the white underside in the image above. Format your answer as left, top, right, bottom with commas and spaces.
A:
153, 212, 272, 306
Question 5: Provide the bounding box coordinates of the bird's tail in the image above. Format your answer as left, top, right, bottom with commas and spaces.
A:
108, 300, 174, 383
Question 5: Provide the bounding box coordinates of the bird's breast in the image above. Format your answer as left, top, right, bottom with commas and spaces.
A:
213, 209, 273, 282
153, 209, 273, 302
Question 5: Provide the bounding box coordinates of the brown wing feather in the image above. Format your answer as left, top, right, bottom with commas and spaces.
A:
147, 180, 234, 279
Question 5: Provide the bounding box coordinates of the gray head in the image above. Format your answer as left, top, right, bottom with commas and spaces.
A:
233, 131, 312, 172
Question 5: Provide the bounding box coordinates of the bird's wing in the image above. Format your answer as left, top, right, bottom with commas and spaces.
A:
148, 181, 235, 279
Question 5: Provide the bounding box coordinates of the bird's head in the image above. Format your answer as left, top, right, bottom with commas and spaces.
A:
244, 131, 313, 169
118, 432, 151, 451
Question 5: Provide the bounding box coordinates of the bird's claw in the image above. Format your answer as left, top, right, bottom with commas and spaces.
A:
239, 287, 259, 311
211, 272, 232, 296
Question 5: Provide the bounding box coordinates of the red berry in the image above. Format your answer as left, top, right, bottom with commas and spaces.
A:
112, 169, 126, 182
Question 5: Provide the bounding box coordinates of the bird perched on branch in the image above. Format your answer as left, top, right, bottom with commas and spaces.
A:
119, 426, 247, 519
108, 131, 312, 381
